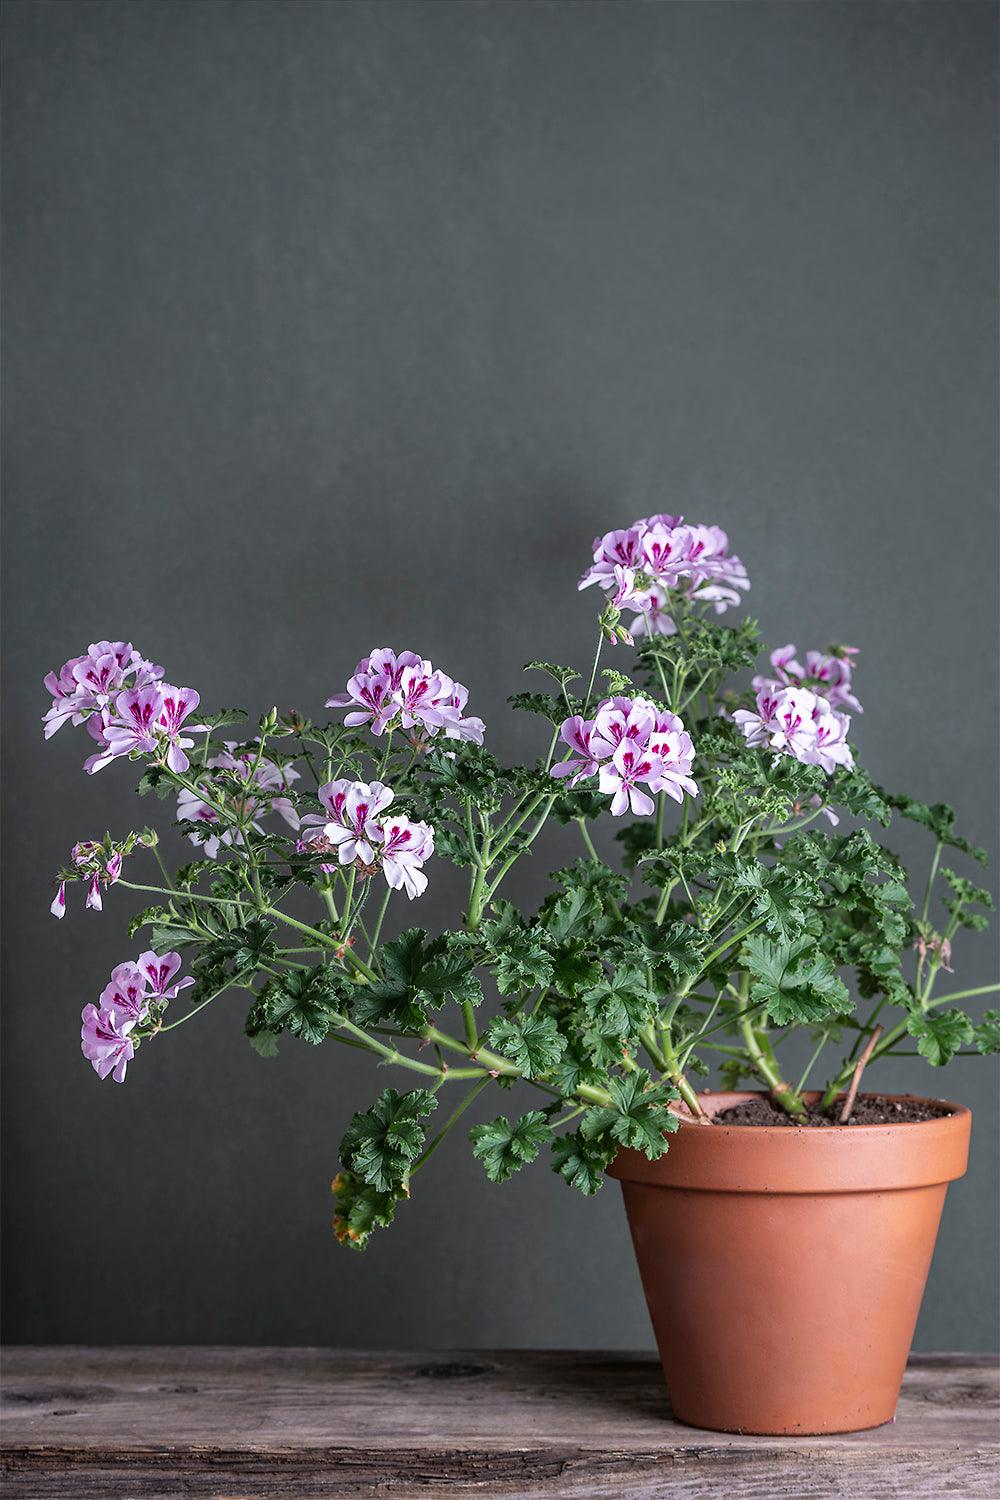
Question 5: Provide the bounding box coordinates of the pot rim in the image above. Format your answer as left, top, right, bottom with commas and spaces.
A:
673, 1088, 969, 1132
607, 1090, 972, 1194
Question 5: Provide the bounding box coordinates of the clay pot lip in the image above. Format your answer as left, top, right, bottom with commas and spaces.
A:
608, 1090, 972, 1192
673, 1089, 971, 1134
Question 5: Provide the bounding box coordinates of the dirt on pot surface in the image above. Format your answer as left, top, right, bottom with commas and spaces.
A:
713, 1094, 955, 1127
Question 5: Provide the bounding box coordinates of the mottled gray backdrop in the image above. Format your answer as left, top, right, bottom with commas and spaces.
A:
3, 0, 997, 1350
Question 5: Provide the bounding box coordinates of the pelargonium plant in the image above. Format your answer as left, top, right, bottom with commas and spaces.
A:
45, 517, 997, 1246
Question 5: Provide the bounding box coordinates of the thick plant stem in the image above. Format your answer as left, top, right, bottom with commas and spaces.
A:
736, 980, 806, 1119
641, 1024, 706, 1119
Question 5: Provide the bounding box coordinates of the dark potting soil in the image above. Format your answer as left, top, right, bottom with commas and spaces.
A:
713, 1094, 954, 1128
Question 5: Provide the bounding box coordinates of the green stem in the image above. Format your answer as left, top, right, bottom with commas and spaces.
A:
921, 839, 944, 924
410, 1078, 490, 1174
736, 978, 806, 1118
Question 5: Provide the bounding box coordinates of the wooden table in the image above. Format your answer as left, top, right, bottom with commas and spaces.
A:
2, 1347, 997, 1497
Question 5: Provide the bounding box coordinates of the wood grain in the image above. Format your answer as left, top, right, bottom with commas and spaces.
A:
2, 1348, 997, 1498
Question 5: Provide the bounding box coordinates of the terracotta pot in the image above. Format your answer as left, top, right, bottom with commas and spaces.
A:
607, 1090, 971, 1435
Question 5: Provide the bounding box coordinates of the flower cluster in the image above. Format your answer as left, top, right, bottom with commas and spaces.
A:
297, 780, 435, 898
80, 951, 192, 1083
733, 684, 854, 774
42, 641, 204, 776
43, 641, 164, 738
50, 834, 148, 918
754, 644, 862, 714
177, 743, 301, 859
580, 515, 749, 637
551, 697, 699, 816
327, 649, 484, 746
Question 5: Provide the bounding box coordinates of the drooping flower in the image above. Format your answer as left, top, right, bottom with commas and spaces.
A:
80, 1004, 136, 1083
379, 815, 435, 899
51, 837, 135, 917
580, 515, 749, 627
326, 649, 484, 744
756, 644, 863, 713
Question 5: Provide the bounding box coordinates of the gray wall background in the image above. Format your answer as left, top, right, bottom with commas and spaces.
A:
3, 0, 997, 1351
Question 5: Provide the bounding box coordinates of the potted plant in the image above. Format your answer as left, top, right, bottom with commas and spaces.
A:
44, 512, 996, 1435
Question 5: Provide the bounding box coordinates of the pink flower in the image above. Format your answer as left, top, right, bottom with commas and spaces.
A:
50, 882, 66, 919
99, 962, 152, 1022
578, 526, 646, 593
85, 872, 103, 911
304, 780, 394, 866
85, 683, 204, 774
757, 644, 863, 713
84, 686, 164, 771
733, 684, 853, 775
627, 584, 677, 639
80, 1004, 135, 1083
549, 697, 698, 815
380, 816, 435, 899
647, 711, 700, 803
590, 697, 658, 759
549, 716, 602, 786
580, 515, 749, 622
327, 649, 484, 744
599, 743, 663, 817
156, 686, 205, 773
805, 698, 854, 774
43, 642, 163, 739
136, 950, 194, 1002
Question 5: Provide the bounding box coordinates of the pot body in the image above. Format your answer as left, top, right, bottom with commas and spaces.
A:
608, 1090, 971, 1435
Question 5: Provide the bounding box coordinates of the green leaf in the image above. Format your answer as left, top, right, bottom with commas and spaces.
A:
246, 968, 341, 1045
331, 1170, 401, 1250
523, 661, 581, 691
550, 944, 603, 998
493, 933, 554, 996
149, 923, 198, 951
487, 1013, 566, 1078
975, 1010, 1000, 1055
351, 929, 480, 1030
580, 966, 656, 1039
579, 1070, 679, 1160
247, 1029, 280, 1058
194, 918, 276, 982
128, 904, 170, 939
470, 1111, 554, 1182
339, 1088, 438, 1193
540, 887, 604, 944
906, 1008, 974, 1066
550, 1130, 615, 1195
741, 935, 851, 1025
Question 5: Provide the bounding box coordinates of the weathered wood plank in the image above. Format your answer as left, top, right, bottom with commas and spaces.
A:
2, 1349, 997, 1498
